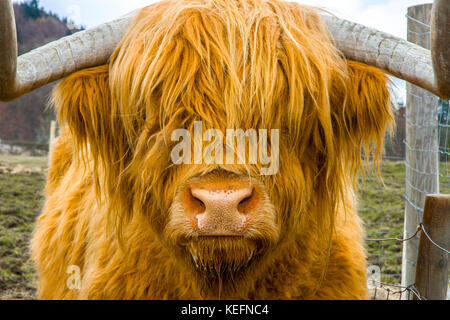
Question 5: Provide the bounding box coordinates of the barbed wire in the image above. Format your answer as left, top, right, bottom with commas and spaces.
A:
366, 223, 449, 254
366, 219, 449, 300
369, 280, 424, 300
360, 89, 448, 298
366, 225, 421, 243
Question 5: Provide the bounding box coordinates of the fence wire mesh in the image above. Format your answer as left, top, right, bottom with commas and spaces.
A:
360, 18, 449, 300
362, 13, 449, 300
361, 100, 449, 300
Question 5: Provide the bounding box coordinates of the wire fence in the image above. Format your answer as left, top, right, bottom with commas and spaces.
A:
366, 223, 449, 300
362, 102, 449, 300
361, 13, 449, 299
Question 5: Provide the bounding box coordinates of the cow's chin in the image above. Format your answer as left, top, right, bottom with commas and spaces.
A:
184, 237, 265, 297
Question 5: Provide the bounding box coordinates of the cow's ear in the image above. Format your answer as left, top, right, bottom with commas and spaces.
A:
52, 65, 127, 166
332, 60, 394, 162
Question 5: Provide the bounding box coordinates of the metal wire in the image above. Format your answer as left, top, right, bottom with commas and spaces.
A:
362, 16, 449, 301
366, 225, 421, 242
405, 14, 431, 28
369, 280, 425, 300
367, 223, 450, 253
419, 223, 450, 254
366, 220, 449, 300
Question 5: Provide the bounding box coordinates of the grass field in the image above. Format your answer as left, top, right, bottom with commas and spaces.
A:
0, 154, 448, 299
360, 161, 449, 286
0, 155, 47, 299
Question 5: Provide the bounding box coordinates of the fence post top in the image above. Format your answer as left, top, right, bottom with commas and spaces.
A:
425, 194, 450, 200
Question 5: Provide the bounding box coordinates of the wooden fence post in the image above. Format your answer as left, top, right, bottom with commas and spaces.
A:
414, 195, 450, 300
49, 120, 56, 155
401, 3, 440, 297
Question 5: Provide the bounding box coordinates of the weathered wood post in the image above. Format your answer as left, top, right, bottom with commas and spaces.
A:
49, 120, 56, 156
401, 3, 440, 298
414, 195, 450, 300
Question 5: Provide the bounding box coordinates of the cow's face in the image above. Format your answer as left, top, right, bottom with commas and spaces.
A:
54, 0, 393, 296
125, 123, 305, 295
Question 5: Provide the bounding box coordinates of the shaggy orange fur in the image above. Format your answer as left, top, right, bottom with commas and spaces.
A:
31, 0, 393, 299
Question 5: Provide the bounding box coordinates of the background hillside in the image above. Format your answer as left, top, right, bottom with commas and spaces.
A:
0, 0, 82, 144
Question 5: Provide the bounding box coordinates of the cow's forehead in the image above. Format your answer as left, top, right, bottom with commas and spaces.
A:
110, 0, 347, 137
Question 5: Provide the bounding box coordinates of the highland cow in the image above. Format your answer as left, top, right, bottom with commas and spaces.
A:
0, 0, 449, 300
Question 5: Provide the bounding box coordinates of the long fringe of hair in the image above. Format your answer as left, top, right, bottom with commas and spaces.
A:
52, 0, 393, 279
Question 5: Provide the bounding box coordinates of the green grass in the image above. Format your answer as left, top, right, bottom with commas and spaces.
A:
0, 164, 46, 299
358, 161, 449, 284
0, 155, 448, 299
358, 162, 405, 284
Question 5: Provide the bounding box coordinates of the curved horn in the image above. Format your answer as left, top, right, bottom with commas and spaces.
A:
0, 0, 18, 100
321, 2, 450, 99
0, 0, 132, 102
1, 0, 448, 101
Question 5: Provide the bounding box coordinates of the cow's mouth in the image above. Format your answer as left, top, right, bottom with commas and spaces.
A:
187, 236, 261, 270
183, 236, 264, 296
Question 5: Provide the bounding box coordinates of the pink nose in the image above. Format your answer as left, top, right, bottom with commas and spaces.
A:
189, 187, 256, 236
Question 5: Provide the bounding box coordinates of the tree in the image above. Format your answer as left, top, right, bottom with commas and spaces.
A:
24, 0, 42, 19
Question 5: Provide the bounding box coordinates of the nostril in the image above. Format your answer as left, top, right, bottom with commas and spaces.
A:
190, 186, 257, 216
187, 189, 206, 214
187, 185, 258, 235
237, 189, 256, 215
